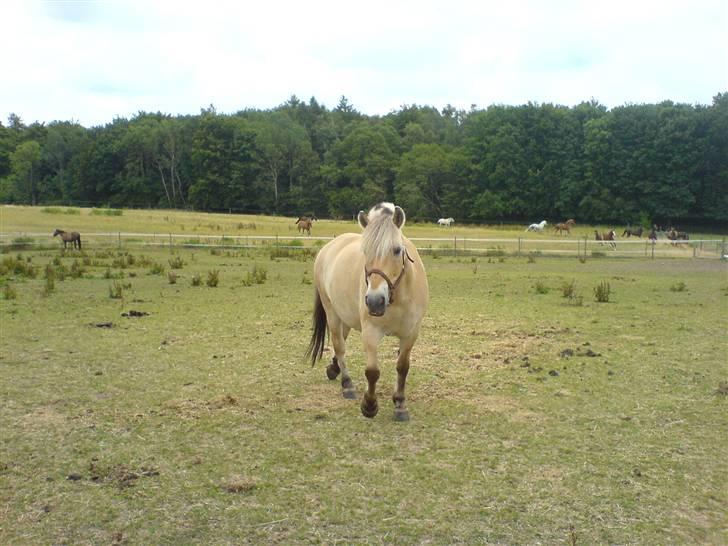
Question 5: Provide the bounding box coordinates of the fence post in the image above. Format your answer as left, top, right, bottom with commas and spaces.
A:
118, 232, 121, 249
169, 233, 172, 250
651, 240, 655, 260
454, 236, 457, 257
722, 238, 726, 258
517, 237, 521, 257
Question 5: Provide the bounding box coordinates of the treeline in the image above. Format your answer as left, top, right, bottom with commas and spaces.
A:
1, 93, 726, 225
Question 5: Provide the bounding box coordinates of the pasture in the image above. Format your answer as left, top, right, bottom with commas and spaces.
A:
1, 206, 727, 544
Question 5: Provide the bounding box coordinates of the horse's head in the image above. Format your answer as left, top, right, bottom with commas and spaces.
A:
358, 203, 409, 317
52, 229, 62, 237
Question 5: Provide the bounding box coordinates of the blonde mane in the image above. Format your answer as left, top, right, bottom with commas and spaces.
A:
361, 203, 403, 258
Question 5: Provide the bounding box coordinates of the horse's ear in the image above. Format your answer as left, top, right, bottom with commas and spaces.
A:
357, 210, 368, 229
393, 206, 406, 229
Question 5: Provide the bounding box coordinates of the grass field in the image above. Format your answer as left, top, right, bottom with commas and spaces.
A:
1, 206, 727, 544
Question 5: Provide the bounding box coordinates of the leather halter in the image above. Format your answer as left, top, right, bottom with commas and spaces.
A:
364, 247, 415, 304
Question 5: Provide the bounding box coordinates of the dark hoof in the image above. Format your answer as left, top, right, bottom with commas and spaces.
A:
393, 408, 410, 422
342, 387, 357, 399
360, 397, 379, 418
326, 361, 340, 380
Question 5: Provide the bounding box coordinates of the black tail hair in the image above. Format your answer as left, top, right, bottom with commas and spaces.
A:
304, 288, 327, 366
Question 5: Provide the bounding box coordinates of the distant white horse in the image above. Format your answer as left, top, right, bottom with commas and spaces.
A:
437, 217, 455, 226
526, 220, 547, 232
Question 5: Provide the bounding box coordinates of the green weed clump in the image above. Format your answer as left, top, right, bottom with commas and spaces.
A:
670, 281, 687, 292
191, 273, 202, 286
594, 281, 611, 302
0, 256, 37, 278
90, 208, 123, 216
241, 265, 266, 286
167, 271, 178, 284
168, 256, 185, 269
148, 262, 165, 275
534, 280, 549, 294
206, 269, 220, 287
108, 281, 124, 299
43, 266, 55, 296
561, 279, 576, 299
41, 207, 80, 215
70, 260, 85, 279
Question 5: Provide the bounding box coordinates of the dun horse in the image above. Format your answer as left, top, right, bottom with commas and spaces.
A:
52, 229, 81, 249
305, 203, 429, 421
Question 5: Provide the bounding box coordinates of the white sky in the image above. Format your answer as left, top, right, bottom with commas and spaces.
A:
1, 0, 726, 127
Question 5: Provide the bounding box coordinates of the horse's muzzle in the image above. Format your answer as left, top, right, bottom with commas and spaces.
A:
365, 294, 386, 317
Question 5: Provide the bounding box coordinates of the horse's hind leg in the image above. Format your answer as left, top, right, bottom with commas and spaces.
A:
392, 335, 417, 422
329, 322, 355, 399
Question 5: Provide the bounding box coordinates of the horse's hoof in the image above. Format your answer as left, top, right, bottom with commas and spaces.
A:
326, 362, 340, 381
360, 397, 378, 418
393, 408, 410, 422
342, 388, 357, 400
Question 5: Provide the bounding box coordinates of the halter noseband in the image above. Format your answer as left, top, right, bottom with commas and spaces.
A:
364, 248, 415, 304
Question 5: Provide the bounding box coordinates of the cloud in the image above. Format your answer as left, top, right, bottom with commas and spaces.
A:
0, 0, 725, 127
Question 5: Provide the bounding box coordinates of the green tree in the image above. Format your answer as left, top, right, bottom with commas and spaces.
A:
9, 140, 42, 204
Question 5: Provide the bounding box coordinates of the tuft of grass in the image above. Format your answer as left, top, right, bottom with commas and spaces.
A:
43, 266, 55, 296
90, 208, 123, 216
561, 279, 576, 299
594, 280, 611, 302
168, 256, 185, 269
527, 254, 537, 263
534, 280, 549, 294
167, 271, 178, 284
670, 281, 687, 292
148, 262, 165, 275
0, 255, 37, 278
108, 280, 124, 299
41, 207, 80, 215
241, 265, 266, 286
3, 284, 17, 299
206, 269, 220, 287
191, 273, 202, 286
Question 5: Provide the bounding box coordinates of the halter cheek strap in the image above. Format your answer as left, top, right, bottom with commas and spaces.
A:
364, 248, 415, 304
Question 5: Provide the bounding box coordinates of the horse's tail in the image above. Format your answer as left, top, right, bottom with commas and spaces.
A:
304, 288, 327, 366
77, 235, 81, 249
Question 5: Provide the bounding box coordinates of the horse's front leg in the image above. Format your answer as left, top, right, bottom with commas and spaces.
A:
392, 335, 417, 421
360, 327, 384, 418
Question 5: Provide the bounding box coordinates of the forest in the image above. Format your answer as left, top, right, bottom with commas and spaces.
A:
1, 93, 726, 225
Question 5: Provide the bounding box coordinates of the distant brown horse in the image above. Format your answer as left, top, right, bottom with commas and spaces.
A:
53, 229, 81, 249
622, 226, 643, 238
554, 219, 575, 235
295, 216, 313, 236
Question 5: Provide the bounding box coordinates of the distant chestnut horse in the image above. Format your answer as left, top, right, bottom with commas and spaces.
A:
295, 216, 314, 236
52, 229, 81, 249
554, 219, 575, 235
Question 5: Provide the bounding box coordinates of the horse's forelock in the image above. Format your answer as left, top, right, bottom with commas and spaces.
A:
361, 210, 402, 259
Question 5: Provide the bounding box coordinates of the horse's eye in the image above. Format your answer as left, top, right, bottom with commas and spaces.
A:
393, 246, 402, 256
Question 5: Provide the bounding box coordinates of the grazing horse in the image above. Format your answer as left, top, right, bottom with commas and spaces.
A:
52, 229, 81, 249
306, 202, 429, 421
622, 226, 643, 238
295, 216, 313, 236
526, 220, 547, 232
554, 219, 576, 235
437, 217, 455, 226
